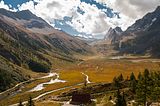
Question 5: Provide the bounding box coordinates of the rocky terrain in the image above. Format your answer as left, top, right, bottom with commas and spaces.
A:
94, 6, 160, 57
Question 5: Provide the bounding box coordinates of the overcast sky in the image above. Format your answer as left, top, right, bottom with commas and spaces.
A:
0, 0, 160, 38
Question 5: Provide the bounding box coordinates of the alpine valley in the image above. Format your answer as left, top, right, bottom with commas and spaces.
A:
0, 6, 160, 106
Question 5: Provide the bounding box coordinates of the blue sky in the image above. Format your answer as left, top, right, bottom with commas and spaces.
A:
80, 0, 119, 18
1, 0, 29, 8
1, 0, 38, 9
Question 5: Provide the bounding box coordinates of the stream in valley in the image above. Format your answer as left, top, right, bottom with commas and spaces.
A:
10, 72, 91, 106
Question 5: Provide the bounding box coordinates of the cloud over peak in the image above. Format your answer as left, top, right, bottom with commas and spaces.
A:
0, 0, 160, 38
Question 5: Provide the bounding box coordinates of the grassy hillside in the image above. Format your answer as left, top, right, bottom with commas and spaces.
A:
0, 56, 29, 91
0, 30, 53, 91
0, 9, 95, 92
0, 26, 82, 91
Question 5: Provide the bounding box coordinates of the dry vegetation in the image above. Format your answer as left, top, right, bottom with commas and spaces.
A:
0, 56, 160, 106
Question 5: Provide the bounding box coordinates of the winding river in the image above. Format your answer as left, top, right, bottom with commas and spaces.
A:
81, 72, 91, 84
29, 73, 66, 92
9, 72, 91, 106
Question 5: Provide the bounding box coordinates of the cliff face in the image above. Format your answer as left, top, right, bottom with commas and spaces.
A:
112, 6, 160, 57
104, 27, 123, 44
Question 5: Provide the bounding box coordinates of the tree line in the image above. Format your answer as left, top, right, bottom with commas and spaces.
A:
113, 69, 160, 106
18, 96, 35, 106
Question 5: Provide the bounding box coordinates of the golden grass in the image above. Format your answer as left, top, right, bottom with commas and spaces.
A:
35, 101, 61, 106
65, 57, 160, 84
41, 71, 84, 91
38, 57, 160, 104
0, 76, 56, 105
41, 84, 84, 100
1, 56, 160, 106
22, 77, 56, 92
0, 71, 84, 105
76, 57, 160, 83
0, 90, 42, 105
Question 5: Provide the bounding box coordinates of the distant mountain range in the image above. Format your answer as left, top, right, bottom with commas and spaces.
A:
101, 6, 160, 57
0, 8, 92, 91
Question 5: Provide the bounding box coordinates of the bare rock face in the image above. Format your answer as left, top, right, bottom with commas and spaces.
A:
126, 6, 160, 32
104, 27, 123, 44
116, 6, 160, 57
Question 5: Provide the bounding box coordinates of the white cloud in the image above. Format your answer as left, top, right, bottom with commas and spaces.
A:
0, 1, 10, 10
16, 0, 114, 37
0, 1, 17, 11
70, 2, 110, 35
97, 0, 160, 30
18, 1, 35, 12
0, 0, 159, 38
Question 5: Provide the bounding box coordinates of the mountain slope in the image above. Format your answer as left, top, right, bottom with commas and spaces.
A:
0, 9, 92, 92
0, 8, 92, 55
114, 6, 160, 57
104, 27, 123, 44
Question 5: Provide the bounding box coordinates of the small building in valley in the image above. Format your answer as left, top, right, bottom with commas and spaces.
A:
70, 91, 91, 105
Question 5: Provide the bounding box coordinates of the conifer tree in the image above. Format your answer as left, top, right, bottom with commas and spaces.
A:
150, 72, 160, 105
113, 77, 121, 89
136, 69, 150, 106
115, 90, 127, 106
18, 99, 23, 106
27, 96, 35, 106
138, 72, 142, 80
117, 74, 124, 82
130, 72, 137, 93
116, 89, 122, 106
130, 72, 136, 81
122, 92, 127, 106
136, 75, 145, 105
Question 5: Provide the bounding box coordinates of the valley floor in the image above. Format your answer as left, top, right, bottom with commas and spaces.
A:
0, 55, 160, 106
